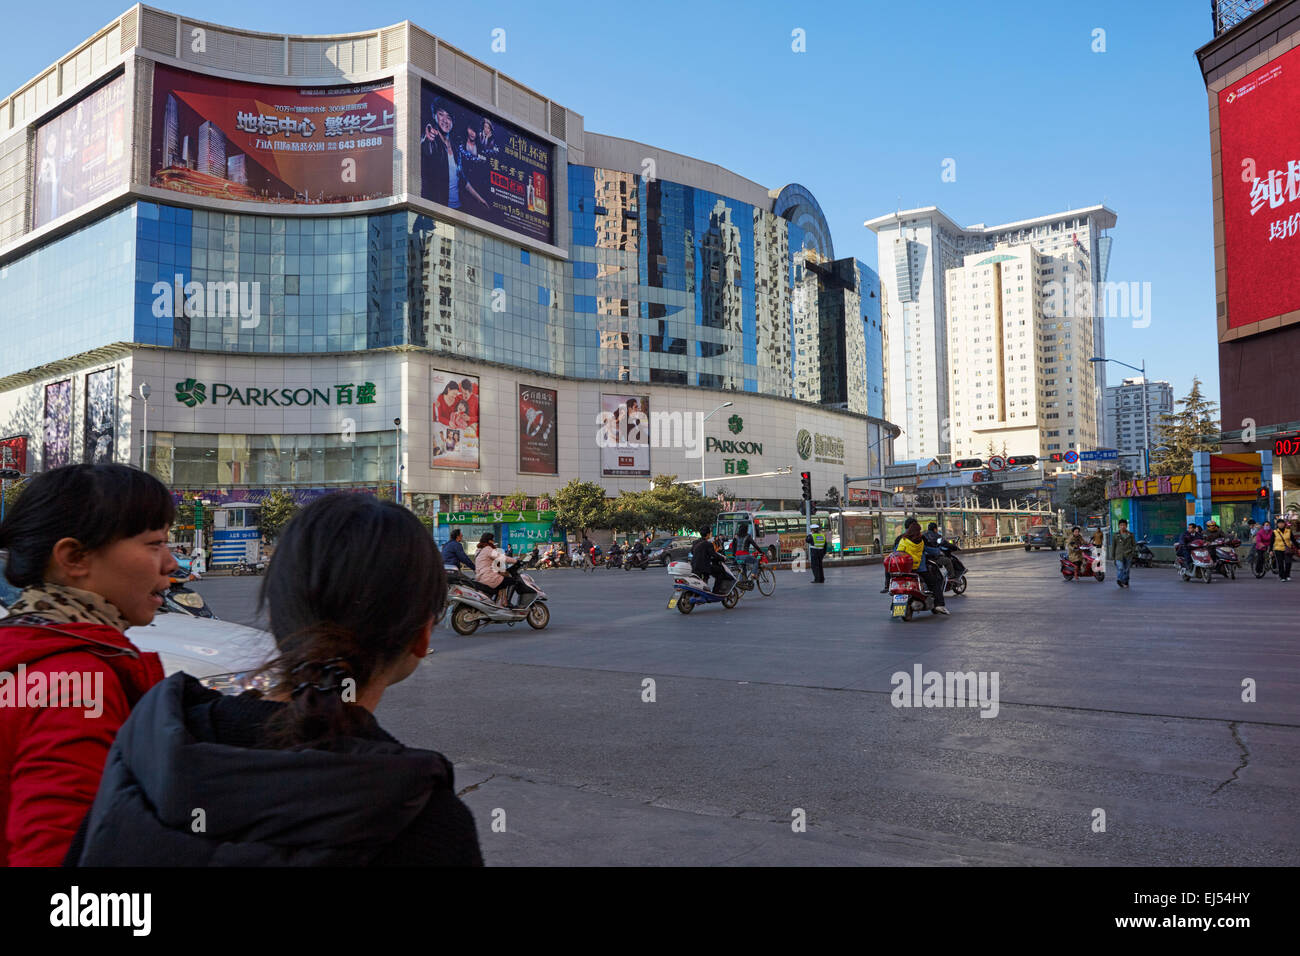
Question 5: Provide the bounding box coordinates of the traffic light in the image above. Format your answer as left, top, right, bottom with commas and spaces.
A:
1049, 453, 1064, 462
800, 472, 811, 500
1258, 486, 1271, 503
1006, 455, 1038, 466
953, 458, 984, 469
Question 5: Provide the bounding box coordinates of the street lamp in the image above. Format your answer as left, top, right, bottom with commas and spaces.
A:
138, 382, 152, 473
700, 401, 734, 499
1089, 356, 1148, 476
394, 418, 403, 505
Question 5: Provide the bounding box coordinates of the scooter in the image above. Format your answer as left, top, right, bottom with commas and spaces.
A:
161, 583, 217, 619
606, 547, 624, 569
445, 562, 550, 635
1133, 538, 1155, 568
1060, 545, 1106, 582
666, 560, 740, 613
1207, 537, 1241, 579
938, 539, 968, 596
623, 550, 650, 570
884, 551, 948, 621
1177, 538, 1216, 584
231, 558, 266, 576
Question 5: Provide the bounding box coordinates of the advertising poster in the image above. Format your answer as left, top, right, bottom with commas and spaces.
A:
0, 436, 28, 474
83, 368, 117, 465
1218, 43, 1300, 329
600, 393, 651, 477
518, 384, 557, 474
43, 380, 73, 469
33, 74, 129, 228
431, 370, 480, 469
150, 64, 394, 205
419, 80, 553, 244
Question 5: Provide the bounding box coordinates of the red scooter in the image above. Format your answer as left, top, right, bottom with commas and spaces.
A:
884, 552, 946, 622
1059, 545, 1106, 582
1206, 536, 1241, 579
1178, 538, 1216, 584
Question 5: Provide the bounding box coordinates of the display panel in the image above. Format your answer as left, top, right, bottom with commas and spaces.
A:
33, 74, 129, 227
518, 384, 557, 474
431, 370, 480, 469
83, 367, 116, 464
43, 381, 72, 469
150, 64, 394, 205
1218, 43, 1300, 330
419, 80, 553, 244
599, 393, 650, 477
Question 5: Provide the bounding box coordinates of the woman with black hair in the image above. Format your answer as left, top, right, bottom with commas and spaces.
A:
0, 464, 177, 866
72, 493, 483, 866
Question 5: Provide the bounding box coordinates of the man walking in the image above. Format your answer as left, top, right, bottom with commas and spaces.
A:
1112, 519, 1136, 589
807, 523, 827, 583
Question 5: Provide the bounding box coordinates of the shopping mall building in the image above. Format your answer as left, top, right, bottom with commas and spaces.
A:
0, 5, 897, 541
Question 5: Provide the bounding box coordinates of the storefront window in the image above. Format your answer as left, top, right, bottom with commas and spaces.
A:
149, 430, 394, 489
1132, 496, 1188, 546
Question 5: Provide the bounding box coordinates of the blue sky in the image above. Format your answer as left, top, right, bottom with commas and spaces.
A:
4, 0, 1220, 406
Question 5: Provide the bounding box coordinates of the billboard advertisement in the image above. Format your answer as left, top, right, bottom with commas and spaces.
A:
150, 64, 394, 205
518, 384, 558, 475
32, 73, 129, 228
431, 370, 480, 469
1218, 43, 1300, 330
600, 393, 650, 477
0, 436, 28, 474
419, 80, 553, 244
43, 381, 73, 470
83, 368, 117, 465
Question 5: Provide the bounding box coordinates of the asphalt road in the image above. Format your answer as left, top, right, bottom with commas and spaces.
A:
194, 550, 1300, 866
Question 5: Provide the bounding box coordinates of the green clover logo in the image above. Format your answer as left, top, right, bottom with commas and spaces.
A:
727, 414, 743, 435
796, 429, 812, 460
175, 378, 206, 407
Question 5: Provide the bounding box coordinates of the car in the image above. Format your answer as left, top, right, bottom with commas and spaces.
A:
647, 536, 698, 567
0, 551, 276, 693
1023, 526, 1060, 551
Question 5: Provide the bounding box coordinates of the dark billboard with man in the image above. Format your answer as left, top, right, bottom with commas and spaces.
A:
419, 80, 553, 244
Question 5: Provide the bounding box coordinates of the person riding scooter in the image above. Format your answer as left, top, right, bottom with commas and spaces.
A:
690, 529, 733, 594
1175, 522, 1199, 571
893, 519, 949, 615
1067, 527, 1087, 575
442, 528, 474, 574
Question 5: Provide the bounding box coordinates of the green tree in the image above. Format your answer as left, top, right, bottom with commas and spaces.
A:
1, 478, 27, 518
1151, 377, 1220, 476
258, 488, 300, 544
502, 489, 530, 511
550, 478, 608, 536
1066, 467, 1133, 516
607, 493, 650, 536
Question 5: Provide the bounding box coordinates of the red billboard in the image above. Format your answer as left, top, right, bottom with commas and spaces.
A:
150, 64, 394, 205
0, 436, 27, 474
1218, 43, 1300, 330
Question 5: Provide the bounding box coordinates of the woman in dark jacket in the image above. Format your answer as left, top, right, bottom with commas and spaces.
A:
0, 465, 175, 866
72, 493, 483, 866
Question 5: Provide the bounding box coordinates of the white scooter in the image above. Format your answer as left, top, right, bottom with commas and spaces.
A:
666, 560, 741, 614
444, 562, 550, 635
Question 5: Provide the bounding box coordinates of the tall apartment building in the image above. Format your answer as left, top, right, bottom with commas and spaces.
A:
1104, 377, 1174, 467
865, 205, 1116, 461
945, 244, 1099, 461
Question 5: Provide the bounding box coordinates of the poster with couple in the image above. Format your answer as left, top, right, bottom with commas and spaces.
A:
518, 384, 557, 475
431, 370, 480, 469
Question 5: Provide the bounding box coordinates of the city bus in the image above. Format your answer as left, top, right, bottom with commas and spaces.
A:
715, 510, 806, 561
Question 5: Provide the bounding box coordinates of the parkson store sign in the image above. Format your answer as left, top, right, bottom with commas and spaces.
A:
174, 379, 378, 408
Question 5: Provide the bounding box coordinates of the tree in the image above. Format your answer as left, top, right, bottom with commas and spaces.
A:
1, 478, 26, 518
550, 478, 608, 537
825, 486, 841, 505
258, 488, 300, 544
985, 439, 1009, 460
1065, 466, 1133, 517
502, 489, 530, 511
1150, 377, 1220, 475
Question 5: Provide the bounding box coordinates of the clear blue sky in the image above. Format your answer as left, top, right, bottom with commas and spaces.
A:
4, 0, 1220, 406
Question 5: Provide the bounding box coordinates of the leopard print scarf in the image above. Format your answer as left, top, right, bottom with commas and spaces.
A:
5, 583, 132, 633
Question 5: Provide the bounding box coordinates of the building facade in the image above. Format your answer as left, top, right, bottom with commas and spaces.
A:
864, 205, 1116, 466
1103, 377, 1174, 469
1196, 0, 1300, 514
0, 6, 898, 516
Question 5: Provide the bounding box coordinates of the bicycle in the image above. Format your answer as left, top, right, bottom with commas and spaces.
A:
728, 553, 776, 596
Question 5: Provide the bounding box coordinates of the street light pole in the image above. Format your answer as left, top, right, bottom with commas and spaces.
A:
700, 401, 734, 500
394, 417, 402, 505
139, 382, 152, 473
1089, 356, 1149, 477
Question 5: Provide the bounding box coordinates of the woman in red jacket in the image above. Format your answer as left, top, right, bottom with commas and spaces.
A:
0, 464, 177, 866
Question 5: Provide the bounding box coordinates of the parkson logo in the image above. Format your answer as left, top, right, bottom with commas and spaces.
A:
727, 414, 744, 435
175, 379, 206, 407
797, 429, 813, 460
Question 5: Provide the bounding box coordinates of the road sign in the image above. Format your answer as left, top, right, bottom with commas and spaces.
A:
988, 455, 1006, 472
1063, 450, 1080, 464
1080, 449, 1119, 461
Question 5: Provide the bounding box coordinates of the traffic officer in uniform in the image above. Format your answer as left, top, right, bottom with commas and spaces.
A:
807, 523, 827, 583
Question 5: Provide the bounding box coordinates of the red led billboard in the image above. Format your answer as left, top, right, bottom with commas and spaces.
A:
1218, 43, 1300, 331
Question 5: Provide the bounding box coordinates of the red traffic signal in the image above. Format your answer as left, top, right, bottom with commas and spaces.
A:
800, 472, 811, 500
1258, 486, 1270, 501
953, 458, 984, 469
1006, 455, 1038, 466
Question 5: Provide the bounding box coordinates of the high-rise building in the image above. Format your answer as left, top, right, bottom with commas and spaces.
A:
865, 205, 1117, 463
945, 244, 1099, 462
196, 121, 226, 178
162, 94, 179, 169
226, 154, 246, 186
1104, 377, 1174, 469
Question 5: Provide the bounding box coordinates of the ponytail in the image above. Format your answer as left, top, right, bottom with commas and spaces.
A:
260, 625, 378, 749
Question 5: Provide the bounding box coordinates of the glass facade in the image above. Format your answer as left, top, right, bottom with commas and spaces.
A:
148, 429, 396, 488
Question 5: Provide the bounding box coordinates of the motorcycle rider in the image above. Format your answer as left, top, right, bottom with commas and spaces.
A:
1175, 521, 1199, 571
628, 535, 648, 568
924, 522, 956, 581
1067, 527, 1087, 576
894, 519, 949, 615
441, 528, 474, 575
474, 533, 517, 606
690, 529, 732, 594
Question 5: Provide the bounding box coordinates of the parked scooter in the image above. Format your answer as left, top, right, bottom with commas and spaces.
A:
1133, 538, 1155, 568
1178, 538, 1216, 584
1059, 545, 1106, 582
884, 551, 948, 621
1207, 536, 1241, 579
231, 558, 266, 576
666, 560, 740, 613
444, 562, 550, 635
